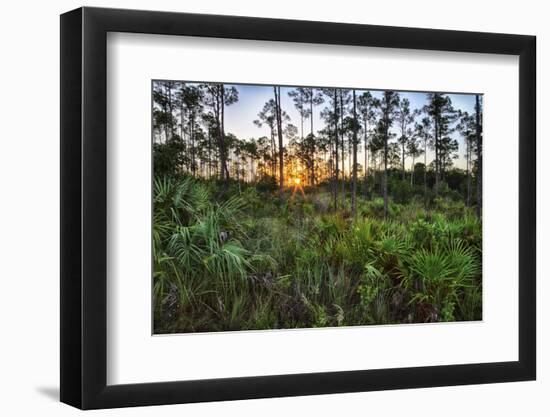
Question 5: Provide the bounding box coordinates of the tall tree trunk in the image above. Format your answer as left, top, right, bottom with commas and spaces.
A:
310, 95, 314, 136
375, 153, 378, 189
191, 114, 195, 177
434, 115, 439, 195
213, 90, 224, 180
166, 83, 174, 140
333, 90, 339, 209
340, 91, 346, 206
379, 157, 383, 196
179, 102, 185, 173
466, 136, 471, 206
351, 90, 358, 218
424, 134, 428, 207
207, 130, 212, 179
220, 85, 230, 181
330, 130, 333, 201
270, 128, 276, 178
348, 135, 352, 176
364, 117, 368, 198
340, 92, 345, 205
475, 95, 482, 218
311, 145, 315, 186
348, 132, 352, 199
383, 123, 389, 219
274, 87, 284, 196
184, 108, 189, 173
310, 96, 315, 186
214, 85, 228, 182
236, 158, 240, 190
402, 142, 406, 180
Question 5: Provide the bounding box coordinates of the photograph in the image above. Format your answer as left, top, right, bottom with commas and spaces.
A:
51, 3, 539, 411
152, 80, 483, 334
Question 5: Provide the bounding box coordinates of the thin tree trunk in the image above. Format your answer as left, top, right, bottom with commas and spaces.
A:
184, 107, 189, 173
379, 157, 383, 196
310, 96, 315, 186
351, 90, 358, 218
374, 156, 378, 194
310, 95, 314, 136
475, 95, 482, 218
191, 114, 195, 177
331, 149, 334, 193
213, 90, 224, 181
236, 158, 240, 190
466, 136, 471, 206
166, 83, 174, 140
274, 87, 284, 196
333, 90, 339, 209
383, 123, 389, 219
207, 130, 212, 179
270, 128, 276, 178
340, 92, 345, 205
364, 116, 368, 198
311, 146, 315, 186
424, 135, 428, 207
220, 85, 230, 182
434, 115, 439, 195
179, 102, 185, 173
402, 142, 406, 180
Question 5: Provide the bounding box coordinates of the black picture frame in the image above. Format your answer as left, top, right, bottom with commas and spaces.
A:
60, 6, 536, 410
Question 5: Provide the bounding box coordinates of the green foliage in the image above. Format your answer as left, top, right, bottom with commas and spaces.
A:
153, 138, 186, 177
154, 175, 482, 333
255, 175, 278, 193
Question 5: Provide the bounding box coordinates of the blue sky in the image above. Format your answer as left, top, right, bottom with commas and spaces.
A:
221, 84, 478, 170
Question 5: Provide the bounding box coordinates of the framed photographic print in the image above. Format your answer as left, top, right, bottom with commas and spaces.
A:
60, 6, 536, 409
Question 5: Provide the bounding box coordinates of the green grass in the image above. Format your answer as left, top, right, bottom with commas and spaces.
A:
153, 175, 482, 333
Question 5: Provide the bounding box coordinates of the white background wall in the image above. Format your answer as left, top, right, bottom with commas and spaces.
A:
0, 0, 546, 415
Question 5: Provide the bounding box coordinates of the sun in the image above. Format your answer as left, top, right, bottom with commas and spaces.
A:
290, 177, 305, 200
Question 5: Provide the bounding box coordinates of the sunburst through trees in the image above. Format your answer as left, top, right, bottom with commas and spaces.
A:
153, 80, 483, 334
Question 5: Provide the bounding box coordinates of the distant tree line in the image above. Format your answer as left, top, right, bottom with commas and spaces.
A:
153, 81, 483, 217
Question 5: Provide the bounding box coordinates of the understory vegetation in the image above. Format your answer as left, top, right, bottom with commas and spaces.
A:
153, 175, 482, 333
152, 81, 483, 333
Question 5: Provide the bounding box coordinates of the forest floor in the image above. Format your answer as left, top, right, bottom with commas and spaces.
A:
153, 176, 482, 334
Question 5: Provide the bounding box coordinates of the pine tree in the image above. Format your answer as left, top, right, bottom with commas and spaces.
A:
377, 91, 400, 218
